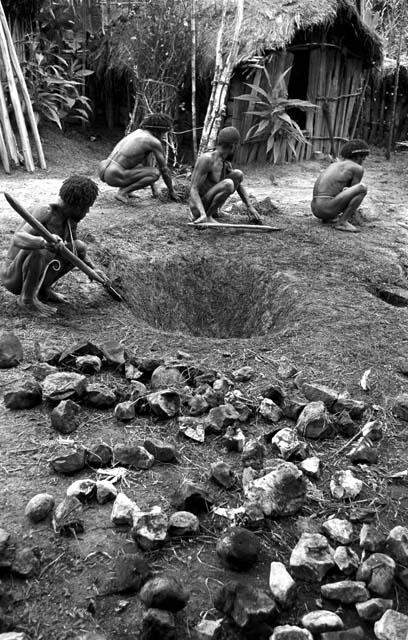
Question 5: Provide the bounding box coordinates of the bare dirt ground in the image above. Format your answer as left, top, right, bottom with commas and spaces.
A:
1, 126, 408, 639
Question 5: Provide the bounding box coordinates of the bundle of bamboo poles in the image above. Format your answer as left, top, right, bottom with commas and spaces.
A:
0, 1, 46, 173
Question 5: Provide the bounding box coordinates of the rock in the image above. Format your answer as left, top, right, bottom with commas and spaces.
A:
330, 470, 363, 499
11, 547, 40, 578
139, 575, 189, 611
333, 393, 366, 419
206, 404, 240, 434
320, 628, 364, 640
148, 389, 180, 419
0, 634, 31, 640
259, 379, 285, 404
392, 394, 408, 421
74, 634, 107, 640
271, 626, 313, 640
132, 507, 168, 550
143, 438, 176, 463
0, 332, 23, 368
357, 553, 396, 596
348, 438, 379, 464
301, 610, 344, 634
223, 425, 246, 451
0, 529, 10, 554
111, 493, 139, 526
168, 511, 199, 537
277, 357, 298, 379
214, 580, 277, 629
281, 395, 308, 420
290, 533, 334, 581
96, 479, 117, 504
374, 610, 408, 640
194, 619, 223, 640
3, 378, 42, 409
296, 401, 333, 439
241, 439, 265, 469
138, 357, 165, 378
66, 479, 96, 502
50, 447, 86, 474
216, 527, 260, 571
29, 362, 59, 380
129, 380, 148, 400
34, 339, 62, 364
232, 366, 254, 382
25, 493, 54, 522
86, 443, 112, 467
335, 411, 359, 437
386, 526, 408, 566
85, 382, 116, 408
114, 401, 136, 421
113, 444, 154, 469
272, 428, 302, 460
259, 397, 283, 423
269, 561, 296, 607
333, 545, 360, 575
103, 553, 151, 594
172, 481, 212, 514
362, 419, 383, 441
213, 376, 232, 394
299, 457, 321, 478
75, 355, 102, 374
177, 350, 192, 360
178, 416, 205, 442
321, 580, 369, 603
360, 523, 385, 552
53, 496, 84, 535
42, 371, 86, 403
99, 339, 126, 366
244, 460, 307, 516
125, 364, 144, 381
356, 598, 394, 622
141, 608, 175, 640
50, 399, 81, 434
187, 394, 210, 416
202, 385, 223, 408
322, 518, 354, 545
58, 340, 103, 366
302, 383, 338, 409
151, 365, 184, 390
210, 460, 236, 489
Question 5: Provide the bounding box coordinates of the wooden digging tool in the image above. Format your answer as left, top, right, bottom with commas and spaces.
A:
188, 222, 281, 232
4, 192, 122, 302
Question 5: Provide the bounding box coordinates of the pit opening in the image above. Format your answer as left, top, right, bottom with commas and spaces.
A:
108, 253, 300, 339
369, 284, 408, 307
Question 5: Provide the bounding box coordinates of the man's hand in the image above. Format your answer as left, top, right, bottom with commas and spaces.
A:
248, 205, 262, 224
151, 184, 159, 199
93, 269, 111, 286
169, 190, 181, 203
44, 234, 63, 251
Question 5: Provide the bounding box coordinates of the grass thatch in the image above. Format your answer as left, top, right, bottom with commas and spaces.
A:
196, 0, 382, 76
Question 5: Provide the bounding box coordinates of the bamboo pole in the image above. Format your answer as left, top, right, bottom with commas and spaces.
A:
0, 11, 34, 171
0, 124, 10, 173
0, 3, 46, 169
0, 72, 19, 166
191, 0, 198, 160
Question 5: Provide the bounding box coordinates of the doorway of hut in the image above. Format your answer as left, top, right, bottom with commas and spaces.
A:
286, 50, 310, 130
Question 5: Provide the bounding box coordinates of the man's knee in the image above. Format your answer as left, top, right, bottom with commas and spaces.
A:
359, 183, 367, 195
222, 178, 235, 195
150, 168, 160, 183
229, 169, 243, 185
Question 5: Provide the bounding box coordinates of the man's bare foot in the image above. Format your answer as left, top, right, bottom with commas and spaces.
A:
334, 220, 360, 233
17, 296, 57, 316
40, 288, 68, 304
193, 214, 220, 225
114, 192, 138, 207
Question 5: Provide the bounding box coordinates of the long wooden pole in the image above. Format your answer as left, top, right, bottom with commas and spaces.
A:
386, 4, 406, 160
0, 3, 46, 169
0, 123, 10, 173
191, 0, 198, 160
0, 13, 34, 171
0, 77, 19, 166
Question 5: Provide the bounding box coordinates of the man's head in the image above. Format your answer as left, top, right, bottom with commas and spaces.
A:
59, 175, 99, 221
340, 139, 369, 165
216, 126, 241, 160
141, 113, 173, 138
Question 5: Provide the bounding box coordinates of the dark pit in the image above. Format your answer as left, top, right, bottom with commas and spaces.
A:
370, 284, 408, 307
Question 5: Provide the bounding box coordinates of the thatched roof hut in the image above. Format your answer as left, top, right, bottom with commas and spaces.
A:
196, 0, 382, 162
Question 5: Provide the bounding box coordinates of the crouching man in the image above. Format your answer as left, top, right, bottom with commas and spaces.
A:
1, 175, 106, 316
189, 126, 261, 224
311, 139, 369, 233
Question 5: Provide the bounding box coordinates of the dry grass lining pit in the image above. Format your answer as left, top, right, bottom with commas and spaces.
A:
107, 253, 300, 338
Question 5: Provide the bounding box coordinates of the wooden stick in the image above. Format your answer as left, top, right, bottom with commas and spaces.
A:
0, 16, 34, 171
0, 3, 46, 169
0, 123, 10, 173
0, 70, 19, 166
188, 222, 281, 232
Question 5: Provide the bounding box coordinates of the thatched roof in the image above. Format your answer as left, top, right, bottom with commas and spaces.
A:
197, 0, 382, 75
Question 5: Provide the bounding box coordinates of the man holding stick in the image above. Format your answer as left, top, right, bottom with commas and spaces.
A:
1, 175, 108, 316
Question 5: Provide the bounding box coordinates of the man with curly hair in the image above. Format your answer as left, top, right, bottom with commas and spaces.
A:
98, 112, 180, 205
311, 139, 369, 233
1, 175, 105, 316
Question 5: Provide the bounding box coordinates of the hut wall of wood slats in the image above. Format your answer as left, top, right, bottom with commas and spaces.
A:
227, 40, 367, 164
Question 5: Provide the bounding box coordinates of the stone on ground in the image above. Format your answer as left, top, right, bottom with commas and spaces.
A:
216, 527, 260, 571
114, 400, 136, 421
362, 419, 383, 441
151, 365, 184, 390
272, 428, 302, 460
357, 553, 396, 596
281, 395, 308, 420
0, 634, 31, 639
102, 552, 150, 594
330, 469, 363, 499
232, 366, 254, 382
392, 394, 408, 421
168, 511, 199, 537
223, 425, 246, 451
25, 493, 54, 522
50, 399, 81, 434
178, 416, 205, 442
187, 394, 210, 416
111, 493, 139, 526
214, 580, 277, 629
299, 457, 321, 478
210, 460, 236, 489
129, 380, 147, 399
34, 339, 62, 364
333, 393, 366, 418
85, 382, 116, 408
11, 547, 40, 578
50, 447, 86, 474
271, 626, 313, 640
0, 529, 10, 554
290, 533, 334, 581
0, 332, 23, 368
296, 401, 332, 439
301, 610, 344, 633
333, 545, 360, 575
321, 580, 369, 603
141, 608, 175, 640
86, 443, 112, 467
99, 339, 126, 366
30, 362, 59, 381
113, 444, 154, 469
374, 609, 408, 640
301, 383, 338, 409
348, 438, 379, 464
320, 628, 365, 640
75, 354, 102, 374
213, 376, 232, 394
206, 404, 240, 433
244, 460, 307, 516
241, 439, 265, 469
66, 479, 96, 502
322, 518, 354, 545
360, 523, 385, 552
386, 526, 408, 566
147, 389, 180, 418
260, 379, 285, 404
356, 598, 394, 622
143, 437, 176, 463
96, 479, 117, 504
172, 481, 212, 513
194, 619, 223, 640
58, 340, 103, 366
268, 561, 296, 607
277, 357, 298, 379
132, 507, 168, 550
259, 397, 283, 423
3, 378, 42, 409
53, 496, 84, 535
139, 575, 189, 611
42, 371, 86, 402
